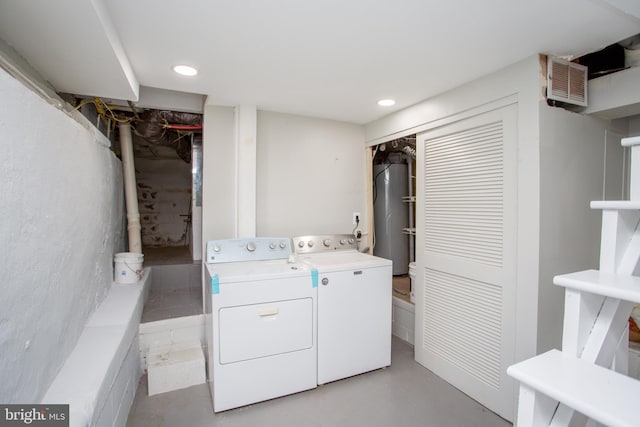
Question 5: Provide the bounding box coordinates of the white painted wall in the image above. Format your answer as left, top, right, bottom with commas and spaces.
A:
256, 111, 366, 238
236, 105, 257, 237
0, 67, 125, 402
629, 114, 640, 135
537, 103, 626, 353
202, 104, 236, 243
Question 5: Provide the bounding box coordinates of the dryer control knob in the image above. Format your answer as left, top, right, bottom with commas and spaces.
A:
279, 241, 287, 249
348, 238, 355, 244
340, 239, 346, 245
246, 242, 256, 252
308, 241, 314, 247
323, 239, 332, 247
269, 242, 276, 250
213, 244, 221, 252
298, 241, 305, 248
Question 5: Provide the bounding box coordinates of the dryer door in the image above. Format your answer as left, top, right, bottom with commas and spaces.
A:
219, 297, 313, 364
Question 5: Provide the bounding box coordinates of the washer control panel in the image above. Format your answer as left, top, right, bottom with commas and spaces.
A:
292, 234, 358, 254
206, 237, 291, 263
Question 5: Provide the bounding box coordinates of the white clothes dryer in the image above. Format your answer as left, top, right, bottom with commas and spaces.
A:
204, 238, 317, 412
292, 234, 392, 385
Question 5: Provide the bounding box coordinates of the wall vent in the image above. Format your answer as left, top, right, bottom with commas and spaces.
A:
547, 57, 588, 107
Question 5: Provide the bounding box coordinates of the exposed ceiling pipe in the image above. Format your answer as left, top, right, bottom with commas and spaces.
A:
119, 122, 142, 254
403, 145, 416, 158
134, 110, 202, 163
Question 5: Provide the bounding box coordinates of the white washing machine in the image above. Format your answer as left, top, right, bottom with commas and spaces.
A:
292, 234, 392, 384
204, 238, 317, 412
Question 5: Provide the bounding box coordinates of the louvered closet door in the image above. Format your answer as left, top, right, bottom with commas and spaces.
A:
415, 105, 517, 421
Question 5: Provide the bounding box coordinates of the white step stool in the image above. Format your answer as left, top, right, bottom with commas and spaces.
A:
147, 341, 205, 396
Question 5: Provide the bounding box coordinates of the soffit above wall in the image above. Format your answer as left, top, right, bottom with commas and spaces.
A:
585, 66, 640, 119
0, 0, 138, 101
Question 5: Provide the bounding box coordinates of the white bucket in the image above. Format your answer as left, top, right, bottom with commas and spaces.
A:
408, 262, 416, 303
114, 252, 144, 284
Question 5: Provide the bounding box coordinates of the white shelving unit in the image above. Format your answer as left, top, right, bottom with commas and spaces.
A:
508, 136, 640, 427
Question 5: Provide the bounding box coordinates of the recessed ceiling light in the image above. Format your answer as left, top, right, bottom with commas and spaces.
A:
377, 99, 396, 107
173, 65, 198, 76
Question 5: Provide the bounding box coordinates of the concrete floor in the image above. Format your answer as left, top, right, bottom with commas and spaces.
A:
126, 337, 512, 427
140, 262, 202, 322
141, 287, 202, 322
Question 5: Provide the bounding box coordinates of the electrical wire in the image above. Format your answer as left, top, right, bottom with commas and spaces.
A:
371, 164, 390, 252
370, 163, 391, 253
127, 100, 141, 120
372, 163, 390, 204
74, 96, 133, 124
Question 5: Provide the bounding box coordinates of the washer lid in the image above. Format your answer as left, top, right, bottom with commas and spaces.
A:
206, 259, 310, 283
298, 251, 392, 271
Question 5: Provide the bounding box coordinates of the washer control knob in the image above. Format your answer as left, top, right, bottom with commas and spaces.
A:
213, 244, 221, 252
348, 238, 355, 244
269, 242, 276, 250
308, 241, 314, 247
246, 242, 256, 252
321, 277, 329, 286
279, 241, 287, 249
298, 241, 305, 248
323, 239, 332, 247
340, 239, 346, 245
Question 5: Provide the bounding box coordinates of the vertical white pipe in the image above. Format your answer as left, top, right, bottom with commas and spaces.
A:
119, 122, 142, 253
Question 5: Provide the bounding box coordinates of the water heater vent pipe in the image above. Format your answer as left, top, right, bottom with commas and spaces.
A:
119, 123, 142, 253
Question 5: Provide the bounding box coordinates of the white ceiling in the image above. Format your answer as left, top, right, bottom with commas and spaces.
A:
1, 0, 639, 124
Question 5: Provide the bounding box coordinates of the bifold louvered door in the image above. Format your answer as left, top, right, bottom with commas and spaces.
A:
415, 105, 517, 421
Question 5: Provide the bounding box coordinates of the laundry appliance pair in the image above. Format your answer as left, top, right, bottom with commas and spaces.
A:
204, 234, 391, 412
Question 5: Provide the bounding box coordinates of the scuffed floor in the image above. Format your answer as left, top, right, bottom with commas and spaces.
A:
127, 337, 511, 427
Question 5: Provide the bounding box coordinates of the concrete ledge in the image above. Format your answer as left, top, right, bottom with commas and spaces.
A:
42, 268, 152, 427
392, 296, 415, 345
